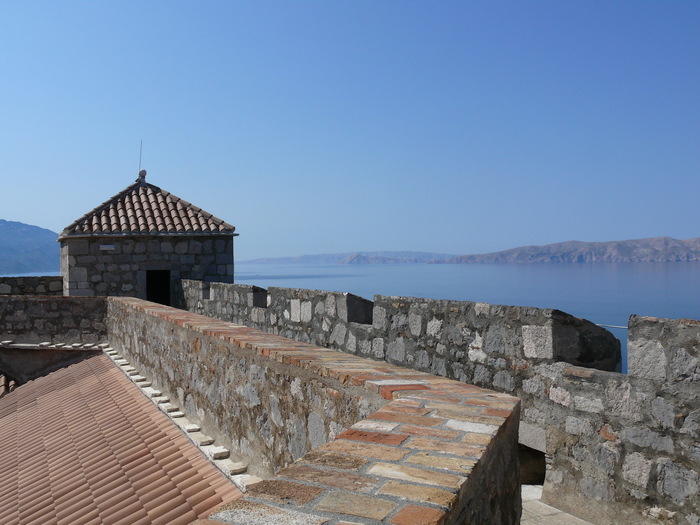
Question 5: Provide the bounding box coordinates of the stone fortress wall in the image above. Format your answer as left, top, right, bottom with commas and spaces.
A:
182, 280, 700, 525
0, 276, 63, 296
1, 274, 698, 523
0, 294, 523, 524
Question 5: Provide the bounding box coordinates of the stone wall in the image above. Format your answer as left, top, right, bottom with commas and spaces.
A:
61, 235, 234, 304
107, 297, 387, 478
0, 276, 63, 296
106, 296, 522, 524
182, 280, 700, 524
0, 296, 107, 343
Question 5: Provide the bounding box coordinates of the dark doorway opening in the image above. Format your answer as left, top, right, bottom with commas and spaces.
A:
146, 270, 171, 306
519, 444, 546, 485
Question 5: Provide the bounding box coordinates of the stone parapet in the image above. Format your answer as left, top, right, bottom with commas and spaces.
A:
0, 295, 107, 343
181, 280, 700, 524
0, 276, 63, 296
107, 296, 522, 525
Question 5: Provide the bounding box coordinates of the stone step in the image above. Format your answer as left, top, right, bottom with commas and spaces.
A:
153, 396, 170, 404
114, 359, 129, 365
231, 474, 263, 493
141, 387, 162, 398
189, 432, 215, 446
202, 445, 230, 460
131, 375, 148, 382
214, 459, 248, 477
159, 403, 179, 413
174, 417, 201, 433
169, 411, 185, 418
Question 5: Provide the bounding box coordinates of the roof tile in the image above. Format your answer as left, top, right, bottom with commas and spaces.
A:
0, 354, 242, 525
59, 178, 235, 239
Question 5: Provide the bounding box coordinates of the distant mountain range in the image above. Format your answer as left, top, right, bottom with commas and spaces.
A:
244, 237, 700, 265
2, 219, 698, 273
244, 251, 457, 265
445, 237, 700, 263
0, 220, 59, 275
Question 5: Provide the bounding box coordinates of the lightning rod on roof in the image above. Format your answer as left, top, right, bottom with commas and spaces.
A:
137, 140, 146, 183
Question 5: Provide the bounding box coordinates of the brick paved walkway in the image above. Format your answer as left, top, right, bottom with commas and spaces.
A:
521, 485, 593, 524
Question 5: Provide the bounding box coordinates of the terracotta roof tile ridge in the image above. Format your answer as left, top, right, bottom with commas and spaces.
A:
158, 190, 234, 232
59, 179, 235, 238
59, 181, 143, 240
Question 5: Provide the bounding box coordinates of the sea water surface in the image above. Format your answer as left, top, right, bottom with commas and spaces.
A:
237, 261, 700, 373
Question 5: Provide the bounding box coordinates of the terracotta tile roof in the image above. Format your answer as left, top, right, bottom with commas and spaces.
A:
0, 353, 241, 525
59, 177, 235, 239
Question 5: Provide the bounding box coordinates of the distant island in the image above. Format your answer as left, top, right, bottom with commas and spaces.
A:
2, 218, 699, 272
243, 237, 700, 265
0, 219, 60, 275
243, 251, 457, 265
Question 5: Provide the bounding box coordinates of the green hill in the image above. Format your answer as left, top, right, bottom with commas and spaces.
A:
0, 220, 60, 275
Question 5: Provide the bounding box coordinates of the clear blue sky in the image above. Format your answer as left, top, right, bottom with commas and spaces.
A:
1, 1, 698, 260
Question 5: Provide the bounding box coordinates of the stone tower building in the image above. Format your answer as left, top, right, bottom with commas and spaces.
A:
58, 170, 237, 305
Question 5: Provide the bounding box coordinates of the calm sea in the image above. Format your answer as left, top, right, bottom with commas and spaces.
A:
237, 261, 700, 373
5, 264, 697, 373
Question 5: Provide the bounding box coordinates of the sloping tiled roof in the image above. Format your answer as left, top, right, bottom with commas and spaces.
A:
0, 353, 241, 525
59, 176, 235, 239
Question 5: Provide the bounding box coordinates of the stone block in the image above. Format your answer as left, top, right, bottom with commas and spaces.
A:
523, 324, 553, 359
624, 428, 674, 453
409, 312, 422, 336
426, 317, 443, 338
366, 462, 464, 489
628, 339, 667, 381
373, 306, 387, 330
681, 409, 700, 438
573, 395, 604, 414
565, 416, 593, 436
522, 377, 544, 396
605, 381, 643, 422
652, 397, 677, 429
389, 505, 447, 525
213, 501, 328, 525
581, 476, 613, 501
314, 492, 397, 521
290, 299, 301, 322
622, 452, 652, 487
519, 421, 546, 452
493, 371, 515, 392
549, 386, 571, 407
69, 240, 90, 255
68, 267, 88, 282
301, 300, 312, 323
657, 459, 699, 505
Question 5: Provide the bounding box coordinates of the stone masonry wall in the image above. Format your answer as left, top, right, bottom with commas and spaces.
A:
0, 276, 63, 296
61, 235, 234, 304
107, 297, 387, 478
106, 297, 522, 524
0, 296, 107, 343
182, 280, 700, 524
